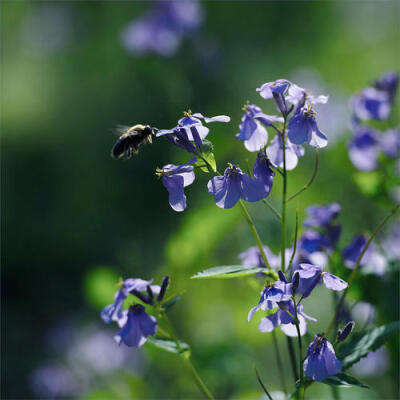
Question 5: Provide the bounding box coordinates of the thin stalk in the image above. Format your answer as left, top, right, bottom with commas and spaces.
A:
162, 312, 214, 400
239, 200, 278, 279
262, 198, 282, 220
281, 126, 288, 272
330, 386, 340, 400
286, 337, 298, 383
286, 210, 299, 274
287, 149, 319, 202
293, 299, 304, 400
254, 367, 273, 400
325, 203, 399, 337
272, 330, 288, 394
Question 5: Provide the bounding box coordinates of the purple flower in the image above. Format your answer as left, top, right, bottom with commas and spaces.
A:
304, 334, 341, 381
379, 128, 400, 158
304, 203, 341, 228
115, 305, 157, 347
298, 230, 330, 254
120, 0, 204, 57
348, 127, 379, 172
257, 79, 291, 114
351, 347, 389, 377
238, 245, 278, 268
207, 164, 268, 209
101, 278, 155, 324
266, 135, 305, 171
351, 301, 376, 326
286, 83, 329, 108
253, 152, 275, 194
373, 70, 398, 103
236, 104, 283, 151
296, 263, 347, 298
257, 300, 316, 337
158, 158, 197, 212
352, 87, 391, 121
342, 235, 387, 276
288, 105, 328, 148
158, 111, 230, 148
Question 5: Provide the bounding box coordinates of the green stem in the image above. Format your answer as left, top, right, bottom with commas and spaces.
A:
325, 203, 399, 337
286, 210, 299, 274
272, 330, 288, 394
262, 198, 282, 220
293, 299, 304, 387
161, 312, 214, 399
286, 337, 298, 383
281, 127, 288, 272
239, 200, 278, 279
330, 386, 340, 400
287, 149, 319, 203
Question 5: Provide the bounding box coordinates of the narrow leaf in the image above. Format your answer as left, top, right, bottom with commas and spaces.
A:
191, 265, 267, 280
147, 337, 190, 357
322, 373, 369, 388
337, 321, 400, 369
162, 293, 183, 311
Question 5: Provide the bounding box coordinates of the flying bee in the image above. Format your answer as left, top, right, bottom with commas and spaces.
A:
111, 124, 157, 160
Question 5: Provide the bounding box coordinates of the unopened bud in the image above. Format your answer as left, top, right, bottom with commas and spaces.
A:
157, 276, 170, 302
131, 289, 153, 305
278, 270, 287, 283
292, 272, 300, 296
146, 285, 154, 300
337, 321, 355, 342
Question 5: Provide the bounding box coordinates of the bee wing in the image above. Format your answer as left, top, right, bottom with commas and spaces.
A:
112, 125, 137, 136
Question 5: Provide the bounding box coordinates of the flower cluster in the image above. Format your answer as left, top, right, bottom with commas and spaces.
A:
349, 71, 399, 171
121, 0, 204, 57
101, 277, 170, 347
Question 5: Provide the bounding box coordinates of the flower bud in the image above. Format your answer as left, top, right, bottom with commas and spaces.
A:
278, 270, 287, 283
146, 285, 154, 300
131, 289, 153, 305
292, 272, 300, 296
337, 321, 355, 342
157, 276, 170, 302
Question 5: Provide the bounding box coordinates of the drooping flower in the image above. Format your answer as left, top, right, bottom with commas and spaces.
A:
236, 104, 283, 151
295, 263, 348, 298
348, 127, 380, 172
115, 305, 157, 347
304, 203, 341, 228
373, 70, 398, 103
208, 164, 268, 209
266, 135, 305, 171
101, 278, 155, 324
256, 79, 291, 115
351, 87, 391, 121
304, 334, 341, 381
288, 105, 328, 148
342, 234, 387, 275
253, 152, 275, 194
157, 157, 197, 212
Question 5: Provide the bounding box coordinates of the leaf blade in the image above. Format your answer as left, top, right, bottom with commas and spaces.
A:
191, 265, 268, 280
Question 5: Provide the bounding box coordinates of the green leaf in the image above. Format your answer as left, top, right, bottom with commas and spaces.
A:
162, 293, 183, 311
337, 321, 400, 369
322, 373, 369, 388
147, 337, 190, 358
191, 265, 267, 279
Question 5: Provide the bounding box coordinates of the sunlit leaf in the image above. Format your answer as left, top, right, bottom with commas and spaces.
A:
191, 265, 267, 279
147, 337, 190, 358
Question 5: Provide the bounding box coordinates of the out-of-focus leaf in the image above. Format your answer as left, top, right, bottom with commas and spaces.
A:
353, 171, 383, 197
191, 265, 266, 279
322, 373, 369, 388
166, 203, 241, 270
162, 293, 183, 311
337, 321, 400, 369
83, 266, 119, 309
147, 337, 190, 358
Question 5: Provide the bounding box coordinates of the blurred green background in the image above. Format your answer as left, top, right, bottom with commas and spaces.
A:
1, 1, 399, 399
